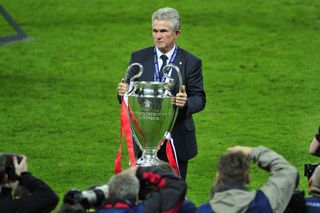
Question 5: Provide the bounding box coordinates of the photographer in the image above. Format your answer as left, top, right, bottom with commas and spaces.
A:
309, 126, 320, 156
197, 146, 298, 213
0, 154, 59, 213
95, 165, 186, 213
305, 164, 320, 212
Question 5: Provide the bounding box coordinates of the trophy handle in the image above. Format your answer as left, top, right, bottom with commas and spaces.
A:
125, 63, 144, 82
162, 64, 182, 133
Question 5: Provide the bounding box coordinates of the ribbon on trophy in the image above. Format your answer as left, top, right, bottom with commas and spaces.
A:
115, 95, 136, 174
164, 132, 181, 177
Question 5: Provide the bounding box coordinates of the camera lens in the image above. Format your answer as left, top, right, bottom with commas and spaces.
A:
64, 184, 109, 210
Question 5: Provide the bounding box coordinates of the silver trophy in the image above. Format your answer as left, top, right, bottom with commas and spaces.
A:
124, 62, 182, 166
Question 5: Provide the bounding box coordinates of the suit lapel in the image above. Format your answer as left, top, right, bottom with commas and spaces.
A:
171, 47, 185, 93
141, 48, 155, 81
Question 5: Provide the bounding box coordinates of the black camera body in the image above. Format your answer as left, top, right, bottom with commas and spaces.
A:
304, 163, 320, 180
63, 184, 109, 210
3, 154, 23, 181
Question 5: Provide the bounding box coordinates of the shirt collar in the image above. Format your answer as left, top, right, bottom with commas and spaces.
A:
155, 45, 176, 61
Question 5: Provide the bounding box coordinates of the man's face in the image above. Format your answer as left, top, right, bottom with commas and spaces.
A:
152, 19, 180, 53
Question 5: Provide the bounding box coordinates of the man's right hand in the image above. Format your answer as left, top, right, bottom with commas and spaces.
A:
117, 78, 128, 96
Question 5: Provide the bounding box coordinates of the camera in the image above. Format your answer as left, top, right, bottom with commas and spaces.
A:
63, 184, 109, 210
1, 153, 23, 181
304, 163, 320, 180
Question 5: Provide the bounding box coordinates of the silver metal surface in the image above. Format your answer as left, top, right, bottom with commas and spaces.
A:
125, 63, 182, 166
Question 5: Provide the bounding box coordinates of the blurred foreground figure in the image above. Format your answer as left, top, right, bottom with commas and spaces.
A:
94, 166, 186, 213
197, 146, 298, 213
0, 153, 58, 213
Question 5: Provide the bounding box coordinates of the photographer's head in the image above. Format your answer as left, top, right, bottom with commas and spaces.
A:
107, 169, 140, 204
308, 164, 320, 193
217, 150, 251, 186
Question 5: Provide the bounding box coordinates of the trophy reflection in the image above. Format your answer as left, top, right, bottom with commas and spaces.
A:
125, 62, 182, 166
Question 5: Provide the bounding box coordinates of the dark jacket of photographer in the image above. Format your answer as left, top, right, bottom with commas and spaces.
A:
95, 166, 187, 213
0, 172, 59, 213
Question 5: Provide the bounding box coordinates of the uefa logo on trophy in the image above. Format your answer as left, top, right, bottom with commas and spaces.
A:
124, 62, 182, 166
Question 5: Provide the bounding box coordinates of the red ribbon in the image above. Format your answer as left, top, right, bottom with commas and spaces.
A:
115, 100, 136, 174
165, 139, 180, 177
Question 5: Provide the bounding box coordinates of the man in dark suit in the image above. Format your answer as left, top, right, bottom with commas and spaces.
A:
117, 7, 206, 180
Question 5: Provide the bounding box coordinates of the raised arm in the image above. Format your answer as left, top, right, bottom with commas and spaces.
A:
250, 146, 298, 213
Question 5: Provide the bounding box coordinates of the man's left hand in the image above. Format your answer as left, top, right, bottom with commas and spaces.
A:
173, 85, 187, 108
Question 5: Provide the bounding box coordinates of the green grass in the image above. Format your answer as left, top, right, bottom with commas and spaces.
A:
1, 0, 320, 210
0, 15, 16, 37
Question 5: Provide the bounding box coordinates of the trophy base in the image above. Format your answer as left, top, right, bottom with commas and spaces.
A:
136, 148, 161, 166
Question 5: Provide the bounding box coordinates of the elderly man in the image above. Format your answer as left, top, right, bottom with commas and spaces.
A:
117, 7, 206, 180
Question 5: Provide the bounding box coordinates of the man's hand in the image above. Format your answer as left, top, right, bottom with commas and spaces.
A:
172, 85, 187, 108
227, 146, 252, 156
117, 78, 128, 96
13, 155, 28, 177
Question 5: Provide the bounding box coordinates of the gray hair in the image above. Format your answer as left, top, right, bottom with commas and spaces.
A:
107, 172, 140, 203
152, 7, 181, 31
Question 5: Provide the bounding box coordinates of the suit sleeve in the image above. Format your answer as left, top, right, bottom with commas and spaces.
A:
136, 166, 187, 213
184, 58, 206, 117
0, 172, 59, 213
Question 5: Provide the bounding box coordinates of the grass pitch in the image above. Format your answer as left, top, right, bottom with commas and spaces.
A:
1, 0, 320, 210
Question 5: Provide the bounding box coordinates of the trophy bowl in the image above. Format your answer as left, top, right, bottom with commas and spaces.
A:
125, 63, 181, 166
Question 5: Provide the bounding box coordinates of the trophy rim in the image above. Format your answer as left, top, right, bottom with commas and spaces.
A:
130, 81, 171, 86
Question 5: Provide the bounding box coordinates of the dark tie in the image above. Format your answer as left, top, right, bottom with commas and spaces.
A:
159, 54, 168, 80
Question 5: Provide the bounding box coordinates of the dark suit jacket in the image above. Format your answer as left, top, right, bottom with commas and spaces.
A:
125, 46, 206, 161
